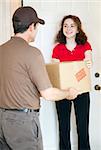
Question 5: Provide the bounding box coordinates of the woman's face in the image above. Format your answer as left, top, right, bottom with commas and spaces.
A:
63, 18, 78, 39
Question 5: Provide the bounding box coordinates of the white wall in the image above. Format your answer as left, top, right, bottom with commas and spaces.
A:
24, 1, 101, 150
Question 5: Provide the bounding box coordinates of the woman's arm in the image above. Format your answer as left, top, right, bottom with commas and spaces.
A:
51, 58, 60, 63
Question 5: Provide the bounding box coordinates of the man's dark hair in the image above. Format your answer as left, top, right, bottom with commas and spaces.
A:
12, 6, 45, 34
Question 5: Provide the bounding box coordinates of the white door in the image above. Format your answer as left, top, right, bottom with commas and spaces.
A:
23, 1, 101, 150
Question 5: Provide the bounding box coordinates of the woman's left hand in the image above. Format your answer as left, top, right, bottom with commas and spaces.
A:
84, 59, 92, 68
84, 50, 92, 68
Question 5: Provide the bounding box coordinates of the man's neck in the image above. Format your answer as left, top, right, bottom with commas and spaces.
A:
15, 32, 30, 43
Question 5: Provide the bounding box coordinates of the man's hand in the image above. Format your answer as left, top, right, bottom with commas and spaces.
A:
66, 87, 80, 100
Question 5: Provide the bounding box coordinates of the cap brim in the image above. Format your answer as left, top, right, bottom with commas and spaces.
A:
38, 18, 45, 25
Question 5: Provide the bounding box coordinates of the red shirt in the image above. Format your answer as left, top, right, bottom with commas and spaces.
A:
52, 42, 92, 62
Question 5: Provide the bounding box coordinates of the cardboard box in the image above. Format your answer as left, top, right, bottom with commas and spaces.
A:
46, 61, 91, 93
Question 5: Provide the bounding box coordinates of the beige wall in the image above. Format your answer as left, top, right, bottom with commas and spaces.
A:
0, 0, 21, 44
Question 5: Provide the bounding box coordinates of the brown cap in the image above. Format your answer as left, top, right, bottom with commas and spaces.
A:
12, 6, 45, 26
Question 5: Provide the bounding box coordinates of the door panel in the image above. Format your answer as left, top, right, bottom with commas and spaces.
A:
23, 1, 101, 150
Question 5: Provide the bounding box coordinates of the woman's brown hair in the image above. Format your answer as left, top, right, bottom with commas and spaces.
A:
55, 15, 87, 45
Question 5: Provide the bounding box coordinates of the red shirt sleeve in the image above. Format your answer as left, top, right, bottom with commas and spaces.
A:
52, 44, 60, 59
84, 41, 92, 52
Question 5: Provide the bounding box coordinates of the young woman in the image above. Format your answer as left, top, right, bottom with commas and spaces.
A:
52, 15, 92, 150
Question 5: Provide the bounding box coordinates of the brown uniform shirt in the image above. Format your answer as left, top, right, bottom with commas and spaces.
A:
0, 37, 52, 109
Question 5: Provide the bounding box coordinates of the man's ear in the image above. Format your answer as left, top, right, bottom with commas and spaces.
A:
29, 23, 34, 32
